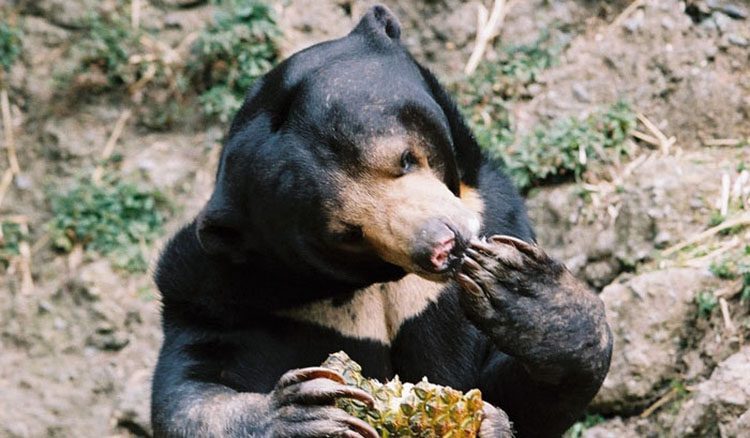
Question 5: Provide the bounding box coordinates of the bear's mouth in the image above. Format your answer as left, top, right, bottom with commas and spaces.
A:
412, 234, 467, 280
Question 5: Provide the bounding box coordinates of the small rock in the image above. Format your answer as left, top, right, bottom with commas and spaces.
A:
613, 191, 656, 267
31, 0, 101, 29
654, 230, 672, 249
704, 44, 719, 59
700, 16, 719, 31
735, 409, 750, 433
689, 197, 705, 209
583, 259, 621, 289
718, 4, 748, 19
155, 0, 208, 7
526, 83, 544, 97
53, 317, 67, 331
14, 174, 33, 190
572, 83, 592, 103
88, 324, 130, 351
591, 268, 718, 413
163, 13, 183, 29
113, 369, 153, 437
622, 9, 645, 33
727, 34, 749, 47
713, 12, 733, 32
661, 16, 675, 30
22, 16, 70, 47
582, 417, 643, 438
682, 350, 707, 380
672, 347, 750, 437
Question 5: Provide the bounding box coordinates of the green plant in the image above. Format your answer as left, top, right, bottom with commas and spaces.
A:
490, 32, 558, 98
193, 0, 280, 122
49, 177, 170, 272
695, 291, 718, 319
77, 14, 137, 87
741, 272, 750, 303
0, 221, 24, 267
708, 211, 725, 227
0, 20, 21, 75
740, 247, 750, 303
64, 10, 193, 128
564, 414, 605, 438
452, 33, 560, 178
63, 0, 280, 126
453, 30, 635, 191
709, 259, 738, 280
480, 101, 636, 190
706, 247, 750, 304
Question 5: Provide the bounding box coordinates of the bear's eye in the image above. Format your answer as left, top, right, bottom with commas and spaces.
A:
400, 150, 419, 174
339, 224, 364, 244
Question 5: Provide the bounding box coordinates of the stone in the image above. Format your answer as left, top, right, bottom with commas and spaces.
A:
671, 347, 750, 437
31, 0, 101, 29
113, 368, 153, 437
582, 417, 643, 438
727, 34, 749, 47
591, 268, 717, 413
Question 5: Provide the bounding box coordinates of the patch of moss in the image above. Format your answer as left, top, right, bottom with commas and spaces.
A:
695, 290, 718, 319
193, 0, 280, 122
0, 19, 21, 75
60, 0, 280, 127
0, 221, 24, 268
564, 413, 606, 438
453, 32, 634, 191
48, 177, 170, 272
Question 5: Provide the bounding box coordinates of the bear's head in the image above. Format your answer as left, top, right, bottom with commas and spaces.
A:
196, 5, 485, 287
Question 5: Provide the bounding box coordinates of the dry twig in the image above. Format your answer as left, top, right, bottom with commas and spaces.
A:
92, 109, 132, 184
704, 138, 747, 147
631, 130, 661, 147
663, 212, 750, 257
0, 168, 12, 209
640, 387, 678, 418
17, 221, 33, 294
719, 297, 736, 334
1, 88, 20, 175
714, 278, 744, 299
464, 0, 515, 75
611, 0, 645, 28
132, 0, 142, 29
682, 237, 742, 268
718, 173, 731, 216
637, 113, 676, 155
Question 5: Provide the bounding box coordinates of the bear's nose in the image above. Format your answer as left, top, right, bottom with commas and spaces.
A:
413, 219, 461, 273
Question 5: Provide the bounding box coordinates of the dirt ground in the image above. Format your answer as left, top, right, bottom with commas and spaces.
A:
1, 0, 749, 436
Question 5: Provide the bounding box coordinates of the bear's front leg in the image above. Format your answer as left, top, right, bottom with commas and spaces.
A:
455, 236, 612, 436
456, 235, 611, 384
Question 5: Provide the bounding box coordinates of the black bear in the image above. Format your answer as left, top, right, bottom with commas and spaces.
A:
151, 6, 612, 437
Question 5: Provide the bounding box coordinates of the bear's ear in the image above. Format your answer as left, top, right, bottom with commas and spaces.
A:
195, 193, 249, 263
351, 5, 401, 41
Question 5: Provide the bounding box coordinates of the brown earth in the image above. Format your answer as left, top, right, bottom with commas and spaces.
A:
1, 0, 749, 436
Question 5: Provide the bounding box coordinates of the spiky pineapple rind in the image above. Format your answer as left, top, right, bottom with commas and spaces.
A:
321, 351, 484, 438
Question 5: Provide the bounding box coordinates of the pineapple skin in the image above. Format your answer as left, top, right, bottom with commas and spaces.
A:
321, 351, 484, 438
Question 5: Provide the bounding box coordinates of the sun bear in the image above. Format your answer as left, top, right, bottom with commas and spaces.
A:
151, 5, 612, 437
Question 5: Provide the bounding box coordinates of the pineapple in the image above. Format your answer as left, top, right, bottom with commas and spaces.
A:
321, 351, 484, 438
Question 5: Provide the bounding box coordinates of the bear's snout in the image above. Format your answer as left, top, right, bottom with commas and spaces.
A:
412, 218, 466, 274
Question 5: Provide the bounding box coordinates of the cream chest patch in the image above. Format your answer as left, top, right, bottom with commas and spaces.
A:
276, 274, 446, 345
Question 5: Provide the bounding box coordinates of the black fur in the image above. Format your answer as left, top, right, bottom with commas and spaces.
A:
152, 6, 611, 437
